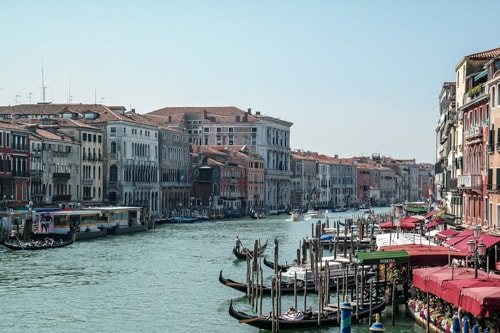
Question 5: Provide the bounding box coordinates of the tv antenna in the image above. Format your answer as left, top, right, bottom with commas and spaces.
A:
40, 59, 48, 103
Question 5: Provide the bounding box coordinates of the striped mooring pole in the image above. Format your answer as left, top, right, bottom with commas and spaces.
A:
340, 295, 353, 333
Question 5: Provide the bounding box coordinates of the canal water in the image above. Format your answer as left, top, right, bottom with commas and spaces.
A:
0, 208, 425, 333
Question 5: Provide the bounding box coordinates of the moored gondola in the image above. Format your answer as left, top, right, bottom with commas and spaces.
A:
263, 256, 292, 271
218, 270, 355, 295
229, 299, 386, 330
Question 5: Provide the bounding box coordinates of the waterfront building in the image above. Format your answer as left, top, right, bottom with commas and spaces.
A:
454, 48, 500, 228
354, 159, 372, 207
290, 150, 318, 209
436, 82, 460, 225
29, 128, 44, 208
157, 126, 191, 217
52, 118, 105, 206
222, 145, 265, 211
29, 126, 81, 207
146, 106, 293, 210
0, 122, 30, 208
81, 107, 162, 217
486, 55, 500, 230
331, 157, 357, 209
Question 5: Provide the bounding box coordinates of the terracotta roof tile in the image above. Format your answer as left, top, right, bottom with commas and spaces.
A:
467, 47, 500, 60
146, 106, 260, 124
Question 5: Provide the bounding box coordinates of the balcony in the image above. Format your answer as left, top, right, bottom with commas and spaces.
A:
83, 178, 93, 185
52, 194, 72, 202
457, 174, 482, 192
464, 126, 483, 141
53, 172, 71, 180
53, 150, 70, 157
30, 170, 43, 177
12, 170, 29, 177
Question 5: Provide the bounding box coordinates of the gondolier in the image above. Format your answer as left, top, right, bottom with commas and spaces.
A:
234, 236, 242, 252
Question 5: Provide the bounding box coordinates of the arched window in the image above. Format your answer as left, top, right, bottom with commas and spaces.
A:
109, 165, 118, 182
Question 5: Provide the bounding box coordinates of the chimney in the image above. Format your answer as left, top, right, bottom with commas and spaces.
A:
247, 108, 252, 115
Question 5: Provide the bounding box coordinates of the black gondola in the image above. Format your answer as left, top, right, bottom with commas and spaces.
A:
263, 256, 292, 271
233, 239, 268, 260
1, 233, 75, 251
229, 299, 386, 330
218, 270, 355, 295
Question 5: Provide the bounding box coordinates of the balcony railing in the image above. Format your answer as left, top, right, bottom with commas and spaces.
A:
457, 174, 482, 191
53, 172, 71, 180
12, 171, 29, 177
52, 194, 72, 202
464, 126, 483, 141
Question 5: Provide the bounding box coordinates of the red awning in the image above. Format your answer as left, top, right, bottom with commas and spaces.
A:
452, 234, 500, 253
380, 221, 418, 230
412, 266, 500, 317
412, 266, 447, 291
443, 230, 473, 247
425, 217, 444, 229
435, 229, 459, 240
401, 216, 422, 224
379, 244, 465, 266
461, 287, 500, 317
424, 209, 438, 219
441, 278, 500, 309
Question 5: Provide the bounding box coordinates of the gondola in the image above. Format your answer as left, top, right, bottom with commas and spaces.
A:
218, 270, 355, 295
263, 256, 292, 271
0, 233, 75, 251
229, 299, 386, 330
233, 239, 268, 260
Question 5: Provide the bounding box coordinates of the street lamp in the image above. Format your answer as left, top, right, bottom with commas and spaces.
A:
467, 225, 486, 278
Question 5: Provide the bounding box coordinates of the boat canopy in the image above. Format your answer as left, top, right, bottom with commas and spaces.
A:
356, 250, 410, 265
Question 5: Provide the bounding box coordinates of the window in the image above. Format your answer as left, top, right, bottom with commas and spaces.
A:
492, 87, 496, 108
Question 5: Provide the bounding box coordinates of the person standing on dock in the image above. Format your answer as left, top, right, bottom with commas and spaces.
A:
234, 236, 242, 252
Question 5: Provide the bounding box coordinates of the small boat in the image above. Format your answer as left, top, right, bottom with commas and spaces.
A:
218, 270, 356, 295
303, 209, 324, 220
166, 216, 202, 223
290, 209, 302, 221
1, 233, 75, 251
263, 256, 292, 272
233, 239, 268, 260
229, 299, 386, 330
248, 211, 265, 219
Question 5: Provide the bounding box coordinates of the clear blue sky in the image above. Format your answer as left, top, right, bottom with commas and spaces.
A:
1, 1, 499, 163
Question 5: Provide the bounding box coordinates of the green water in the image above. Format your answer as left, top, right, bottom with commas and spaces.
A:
0, 208, 425, 332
